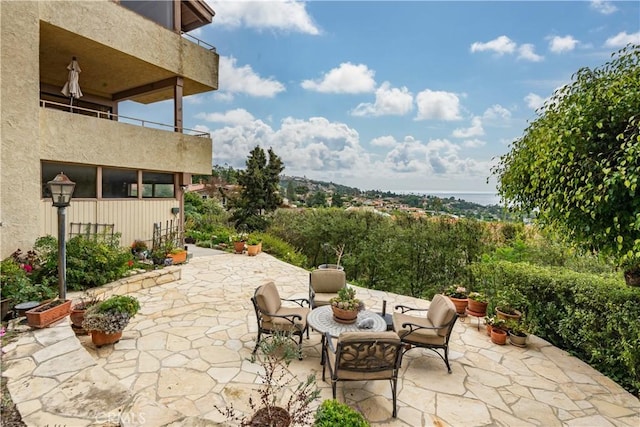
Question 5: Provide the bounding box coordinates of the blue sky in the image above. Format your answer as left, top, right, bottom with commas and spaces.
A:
121, 0, 640, 194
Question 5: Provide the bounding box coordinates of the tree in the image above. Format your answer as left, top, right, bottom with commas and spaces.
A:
286, 181, 296, 202
230, 146, 285, 231
307, 191, 327, 208
332, 192, 344, 208
493, 44, 640, 284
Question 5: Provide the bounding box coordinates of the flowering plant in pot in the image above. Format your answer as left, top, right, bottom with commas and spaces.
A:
444, 285, 468, 315
506, 319, 528, 347
70, 292, 101, 334
82, 295, 140, 347
467, 291, 488, 315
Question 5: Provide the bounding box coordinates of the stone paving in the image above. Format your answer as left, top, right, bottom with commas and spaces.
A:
2, 249, 639, 426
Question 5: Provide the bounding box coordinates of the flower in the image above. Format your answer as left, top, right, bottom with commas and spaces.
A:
0, 327, 5, 337
445, 285, 467, 299
20, 264, 33, 274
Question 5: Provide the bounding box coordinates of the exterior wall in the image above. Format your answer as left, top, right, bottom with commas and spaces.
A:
39, 0, 218, 96
1, 2, 42, 256
40, 109, 212, 174
40, 199, 181, 249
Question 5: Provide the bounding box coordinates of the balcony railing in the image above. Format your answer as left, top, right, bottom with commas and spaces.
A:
181, 31, 217, 52
40, 100, 210, 137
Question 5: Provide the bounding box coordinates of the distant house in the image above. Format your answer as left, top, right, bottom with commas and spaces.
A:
0, 0, 219, 257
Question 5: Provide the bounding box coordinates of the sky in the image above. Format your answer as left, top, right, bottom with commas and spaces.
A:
120, 0, 640, 195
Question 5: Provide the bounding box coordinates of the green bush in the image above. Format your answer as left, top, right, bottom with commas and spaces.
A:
250, 232, 307, 268
0, 258, 57, 303
314, 400, 369, 427
470, 260, 640, 395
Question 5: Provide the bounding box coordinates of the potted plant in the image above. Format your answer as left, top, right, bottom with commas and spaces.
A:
230, 232, 247, 254
246, 236, 262, 256
330, 286, 362, 324
506, 320, 528, 347
318, 243, 345, 270
467, 291, 488, 315
168, 247, 188, 264
216, 332, 320, 427
484, 315, 506, 337
82, 295, 140, 347
314, 400, 369, 427
494, 289, 523, 322
25, 298, 73, 328
69, 292, 101, 335
444, 285, 468, 315
130, 240, 149, 260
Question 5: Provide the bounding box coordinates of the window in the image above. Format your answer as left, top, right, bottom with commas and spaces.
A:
42, 162, 96, 198
102, 168, 137, 198
142, 172, 174, 198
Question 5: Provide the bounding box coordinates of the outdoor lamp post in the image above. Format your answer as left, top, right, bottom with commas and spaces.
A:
47, 172, 75, 301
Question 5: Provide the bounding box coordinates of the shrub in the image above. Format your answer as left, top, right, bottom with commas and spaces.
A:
0, 258, 57, 303
251, 232, 308, 268
314, 400, 369, 427
470, 260, 640, 395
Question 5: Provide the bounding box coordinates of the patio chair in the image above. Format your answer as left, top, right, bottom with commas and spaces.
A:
251, 281, 310, 359
322, 331, 403, 417
309, 269, 347, 308
393, 294, 458, 373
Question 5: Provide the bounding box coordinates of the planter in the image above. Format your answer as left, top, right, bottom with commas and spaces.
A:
331, 305, 359, 324
233, 241, 245, 254
317, 264, 344, 271
1, 298, 12, 321
509, 331, 528, 348
25, 299, 72, 328
490, 328, 507, 345
250, 406, 291, 427
447, 296, 468, 315
90, 330, 123, 347
247, 243, 261, 257
496, 308, 522, 322
168, 250, 187, 264
70, 303, 95, 335
467, 299, 488, 316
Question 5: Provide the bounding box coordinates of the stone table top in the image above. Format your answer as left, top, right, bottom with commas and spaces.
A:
308, 305, 387, 338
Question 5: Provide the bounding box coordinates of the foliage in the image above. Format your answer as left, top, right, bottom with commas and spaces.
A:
314, 400, 369, 427
467, 291, 488, 304
82, 295, 140, 334
217, 332, 320, 426
0, 258, 57, 303
229, 146, 284, 231
184, 193, 233, 233
493, 44, 640, 274
470, 260, 640, 395
330, 287, 360, 311
252, 232, 308, 267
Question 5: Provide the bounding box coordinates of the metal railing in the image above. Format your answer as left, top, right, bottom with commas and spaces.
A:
181, 31, 217, 52
40, 100, 210, 137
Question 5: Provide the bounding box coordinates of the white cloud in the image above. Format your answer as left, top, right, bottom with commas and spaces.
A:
452, 116, 484, 138
370, 135, 398, 148
470, 35, 517, 55
351, 82, 413, 116
549, 35, 579, 53
212, 92, 235, 102
604, 31, 640, 48
415, 89, 462, 121
590, 0, 618, 15
525, 93, 545, 110
462, 139, 486, 148
483, 105, 511, 120
518, 44, 544, 62
301, 63, 376, 94
196, 108, 255, 125
219, 56, 285, 97
210, 0, 320, 34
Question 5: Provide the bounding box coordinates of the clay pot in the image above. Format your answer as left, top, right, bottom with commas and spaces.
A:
490, 328, 507, 345
448, 296, 468, 315
467, 299, 488, 315
496, 308, 522, 322
331, 305, 358, 324
90, 330, 123, 347
250, 406, 291, 427
233, 241, 245, 254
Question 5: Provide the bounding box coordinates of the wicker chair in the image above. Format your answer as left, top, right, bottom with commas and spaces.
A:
309, 269, 346, 308
393, 294, 458, 373
251, 281, 310, 359
322, 331, 403, 417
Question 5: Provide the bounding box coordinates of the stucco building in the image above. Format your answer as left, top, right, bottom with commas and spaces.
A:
0, 0, 219, 257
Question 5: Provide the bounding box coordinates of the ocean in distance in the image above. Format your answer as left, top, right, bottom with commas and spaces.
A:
393, 191, 501, 207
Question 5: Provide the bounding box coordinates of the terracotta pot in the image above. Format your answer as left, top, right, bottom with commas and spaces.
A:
90, 330, 123, 347
168, 250, 187, 264
233, 241, 245, 254
69, 303, 93, 335
247, 244, 260, 256
331, 305, 358, 324
447, 296, 468, 315
490, 328, 507, 345
467, 299, 488, 315
25, 299, 72, 328
250, 406, 291, 427
486, 324, 493, 336
496, 308, 522, 322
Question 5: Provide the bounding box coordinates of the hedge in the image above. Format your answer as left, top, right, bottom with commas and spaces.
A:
470, 261, 640, 396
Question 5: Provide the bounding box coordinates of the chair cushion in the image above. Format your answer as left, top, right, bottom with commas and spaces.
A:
311, 292, 339, 307
393, 312, 446, 345
426, 294, 456, 337
262, 306, 309, 332
310, 269, 346, 293
255, 281, 282, 320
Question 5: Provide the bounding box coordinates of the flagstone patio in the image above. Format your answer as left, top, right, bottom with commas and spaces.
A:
2, 249, 638, 426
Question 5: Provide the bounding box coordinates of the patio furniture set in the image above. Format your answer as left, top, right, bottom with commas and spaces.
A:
251, 269, 458, 418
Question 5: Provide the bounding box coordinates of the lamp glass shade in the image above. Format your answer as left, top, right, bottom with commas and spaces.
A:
47, 172, 76, 207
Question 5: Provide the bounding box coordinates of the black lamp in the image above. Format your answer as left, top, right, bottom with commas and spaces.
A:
47, 172, 75, 300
